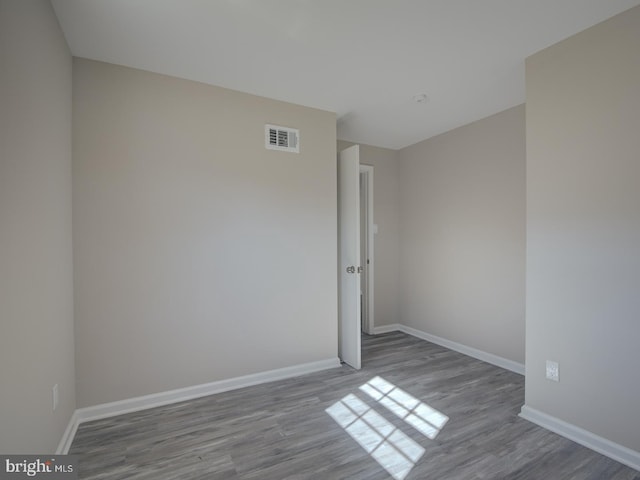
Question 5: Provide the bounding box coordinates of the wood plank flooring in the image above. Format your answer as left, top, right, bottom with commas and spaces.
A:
70, 332, 640, 479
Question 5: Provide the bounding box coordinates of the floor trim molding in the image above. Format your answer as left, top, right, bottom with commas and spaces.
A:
373, 323, 525, 375
56, 411, 80, 454
60, 357, 341, 452
372, 323, 402, 335
520, 405, 640, 472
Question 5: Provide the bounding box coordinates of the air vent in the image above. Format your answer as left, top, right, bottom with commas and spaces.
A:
265, 124, 299, 153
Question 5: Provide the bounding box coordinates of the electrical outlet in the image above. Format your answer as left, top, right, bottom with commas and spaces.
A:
52, 384, 59, 411
546, 361, 559, 382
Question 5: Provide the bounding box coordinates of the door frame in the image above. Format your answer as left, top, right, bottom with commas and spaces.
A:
359, 165, 375, 335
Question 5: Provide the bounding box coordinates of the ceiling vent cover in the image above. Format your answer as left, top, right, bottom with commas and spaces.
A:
265, 124, 299, 153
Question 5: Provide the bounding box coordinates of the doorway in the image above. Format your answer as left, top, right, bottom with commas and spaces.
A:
359, 165, 374, 335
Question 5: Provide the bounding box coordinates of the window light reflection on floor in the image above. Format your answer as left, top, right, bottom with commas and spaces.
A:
326, 393, 425, 480
326, 377, 450, 479
359, 376, 449, 440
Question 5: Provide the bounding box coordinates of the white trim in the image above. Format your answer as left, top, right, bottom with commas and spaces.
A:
76, 357, 340, 423
398, 325, 525, 375
373, 324, 401, 335
520, 405, 640, 471
58, 357, 340, 451
56, 411, 80, 454
370, 323, 524, 374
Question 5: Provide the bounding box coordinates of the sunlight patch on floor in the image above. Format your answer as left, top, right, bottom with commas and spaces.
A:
326, 393, 424, 480
326, 377, 449, 480
360, 376, 449, 439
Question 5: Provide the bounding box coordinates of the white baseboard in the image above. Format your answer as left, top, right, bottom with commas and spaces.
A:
395, 324, 525, 375
520, 405, 640, 472
56, 411, 80, 454
372, 323, 402, 335
60, 357, 341, 450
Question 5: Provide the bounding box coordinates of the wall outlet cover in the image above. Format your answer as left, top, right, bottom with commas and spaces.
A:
546, 360, 559, 382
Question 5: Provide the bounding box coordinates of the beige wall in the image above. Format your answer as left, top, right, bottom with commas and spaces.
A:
398, 105, 526, 364
337, 141, 400, 327
525, 6, 640, 452
73, 59, 338, 407
0, 0, 75, 453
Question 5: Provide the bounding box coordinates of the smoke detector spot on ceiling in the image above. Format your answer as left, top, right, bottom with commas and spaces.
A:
265, 124, 299, 153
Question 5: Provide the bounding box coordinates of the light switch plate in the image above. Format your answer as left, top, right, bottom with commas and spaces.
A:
53, 384, 59, 411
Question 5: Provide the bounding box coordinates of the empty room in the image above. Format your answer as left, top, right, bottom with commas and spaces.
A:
1, 1, 639, 479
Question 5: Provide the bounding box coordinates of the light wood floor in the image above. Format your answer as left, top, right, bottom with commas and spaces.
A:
70, 332, 640, 479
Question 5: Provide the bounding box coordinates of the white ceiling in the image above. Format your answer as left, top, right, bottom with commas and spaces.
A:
52, 0, 640, 150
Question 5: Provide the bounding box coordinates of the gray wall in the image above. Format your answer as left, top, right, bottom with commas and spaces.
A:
398, 105, 526, 364
0, 0, 75, 453
525, 5, 640, 451
337, 141, 400, 327
73, 59, 338, 407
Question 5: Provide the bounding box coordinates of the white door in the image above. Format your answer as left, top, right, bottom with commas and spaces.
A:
338, 145, 361, 369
